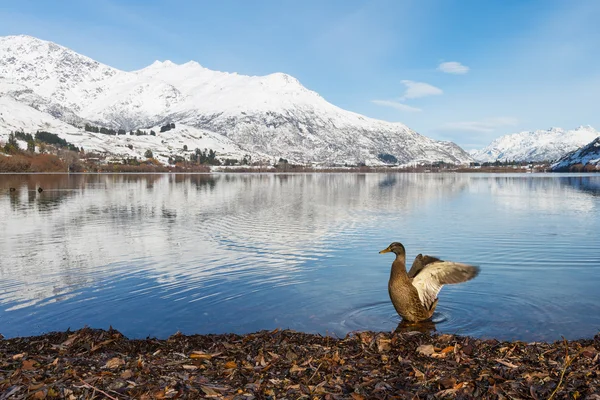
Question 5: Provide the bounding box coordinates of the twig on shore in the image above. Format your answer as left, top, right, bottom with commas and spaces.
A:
308, 362, 322, 383
77, 377, 119, 400
548, 337, 583, 400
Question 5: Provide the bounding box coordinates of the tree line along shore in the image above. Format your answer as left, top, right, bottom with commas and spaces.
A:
0, 129, 573, 173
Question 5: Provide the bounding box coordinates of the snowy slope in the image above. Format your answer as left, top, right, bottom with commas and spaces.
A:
134, 60, 473, 165
551, 137, 600, 171
0, 35, 119, 112
0, 35, 473, 165
0, 96, 82, 133
0, 103, 255, 164
470, 126, 599, 163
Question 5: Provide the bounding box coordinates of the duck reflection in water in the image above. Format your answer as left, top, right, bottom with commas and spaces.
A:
394, 319, 437, 335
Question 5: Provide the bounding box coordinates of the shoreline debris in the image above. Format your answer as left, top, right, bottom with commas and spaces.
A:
1, 327, 598, 398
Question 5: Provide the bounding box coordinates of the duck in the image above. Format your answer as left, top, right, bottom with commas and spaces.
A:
379, 242, 479, 322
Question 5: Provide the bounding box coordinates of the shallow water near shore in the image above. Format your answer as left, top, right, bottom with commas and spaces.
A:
1, 172, 599, 341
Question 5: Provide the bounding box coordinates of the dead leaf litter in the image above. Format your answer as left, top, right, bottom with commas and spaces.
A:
0, 327, 598, 398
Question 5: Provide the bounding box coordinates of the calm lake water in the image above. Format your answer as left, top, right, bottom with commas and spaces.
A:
1, 173, 599, 342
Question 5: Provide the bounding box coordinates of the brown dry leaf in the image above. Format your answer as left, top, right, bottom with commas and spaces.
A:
438, 377, 456, 389
190, 352, 212, 360
190, 351, 221, 360
521, 371, 548, 380
103, 357, 125, 369
120, 369, 134, 379
51, 358, 59, 366
416, 344, 435, 356
90, 339, 114, 353
441, 345, 455, 354
182, 364, 198, 370
412, 366, 426, 381
289, 364, 306, 374
350, 394, 365, 400
331, 351, 340, 363
12, 353, 25, 360
286, 350, 298, 361
200, 385, 221, 397
438, 334, 454, 342
581, 346, 597, 358
359, 332, 372, 345
224, 361, 237, 369
33, 390, 46, 399
495, 359, 519, 369
22, 359, 37, 371
61, 333, 80, 347
436, 388, 457, 397
376, 337, 391, 353
29, 383, 45, 391
374, 381, 391, 391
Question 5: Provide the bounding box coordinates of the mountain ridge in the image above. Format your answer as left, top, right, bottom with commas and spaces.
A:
470, 125, 599, 163
0, 34, 473, 165
551, 136, 600, 171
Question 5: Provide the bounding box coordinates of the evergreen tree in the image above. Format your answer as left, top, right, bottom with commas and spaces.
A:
4, 133, 19, 154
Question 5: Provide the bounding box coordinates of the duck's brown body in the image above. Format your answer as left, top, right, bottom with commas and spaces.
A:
381, 242, 479, 323
388, 254, 438, 321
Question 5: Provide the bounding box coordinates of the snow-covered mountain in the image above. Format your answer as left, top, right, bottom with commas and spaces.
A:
551, 137, 600, 171
0, 35, 472, 165
0, 96, 257, 163
470, 126, 599, 163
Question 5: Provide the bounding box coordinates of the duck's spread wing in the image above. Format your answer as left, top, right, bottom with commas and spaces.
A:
411, 262, 480, 310
407, 254, 442, 278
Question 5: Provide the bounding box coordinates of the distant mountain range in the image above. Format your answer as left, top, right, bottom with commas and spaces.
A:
0, 35, 473, 166
470, 126, 599, 163
551, 137, 600, 171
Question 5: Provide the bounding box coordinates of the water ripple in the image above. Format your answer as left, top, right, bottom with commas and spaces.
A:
1, 173, 599, 341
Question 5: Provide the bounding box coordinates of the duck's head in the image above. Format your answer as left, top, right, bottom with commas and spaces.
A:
379, 242, 406, 255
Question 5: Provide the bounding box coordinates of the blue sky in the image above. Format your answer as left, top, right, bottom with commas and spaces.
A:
1, 0, 599, 149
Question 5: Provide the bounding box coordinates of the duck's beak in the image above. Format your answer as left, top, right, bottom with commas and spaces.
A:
379, 247, 391, 254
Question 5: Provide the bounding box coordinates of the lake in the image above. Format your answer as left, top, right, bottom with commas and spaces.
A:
1, 173, 599, 342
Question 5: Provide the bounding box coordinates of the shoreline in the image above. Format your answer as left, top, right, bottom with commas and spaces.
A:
1, 327, 598, 398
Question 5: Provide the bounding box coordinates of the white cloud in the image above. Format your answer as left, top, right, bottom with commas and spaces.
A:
371, 100, 422, 112
399, 80, 443, 100
440, 117, 519, 133
437, 61, 470, 74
